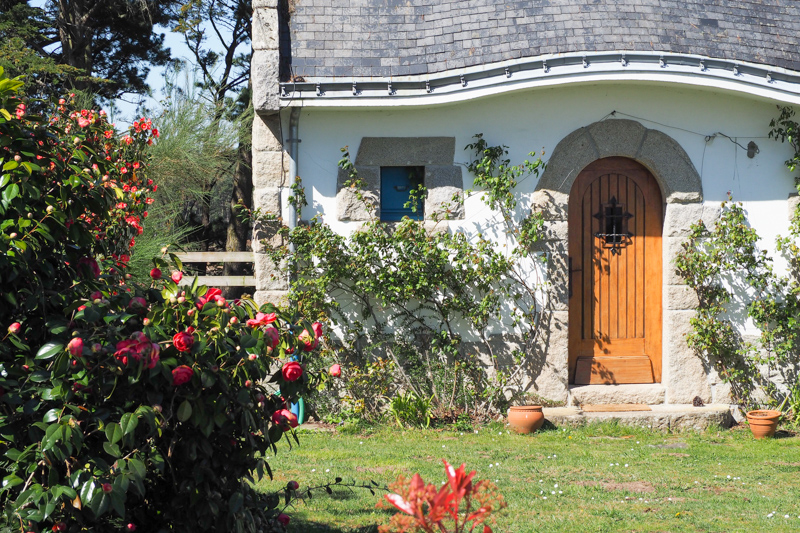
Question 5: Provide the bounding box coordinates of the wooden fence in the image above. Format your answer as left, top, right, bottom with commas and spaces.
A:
173, 251, 255, 287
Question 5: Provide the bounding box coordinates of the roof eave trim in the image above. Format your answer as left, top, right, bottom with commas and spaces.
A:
278, 51, 800, 107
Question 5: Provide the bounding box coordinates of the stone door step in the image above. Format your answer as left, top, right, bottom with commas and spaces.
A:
543, 404, 736, 431
568, 383, 666, 406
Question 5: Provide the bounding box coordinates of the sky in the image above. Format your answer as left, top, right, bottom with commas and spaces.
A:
28, 1, 239, 128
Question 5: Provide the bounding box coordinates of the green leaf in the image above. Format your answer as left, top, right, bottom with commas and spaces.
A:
228, 491, 243, 515
127, 458, 146, 481
119, 412, 139, 438
103, 442, 121, 457
177, 400, 192, 422
169, 252, 183, 272
110, 491, 125, 517
105, 423, 122, 445
43, 409, 60, 423
35, 341, 64, 360
240, 334, 257, 349
2, 182, 19, 202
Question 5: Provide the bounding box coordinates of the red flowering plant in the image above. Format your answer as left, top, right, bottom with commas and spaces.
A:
377, 461, 507, 533
0, 70, 326, 533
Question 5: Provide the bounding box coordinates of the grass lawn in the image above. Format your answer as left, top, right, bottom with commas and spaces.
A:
254, 421, 800, 532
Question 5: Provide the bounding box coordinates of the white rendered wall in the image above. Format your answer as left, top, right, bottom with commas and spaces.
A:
293, 81, 795, 254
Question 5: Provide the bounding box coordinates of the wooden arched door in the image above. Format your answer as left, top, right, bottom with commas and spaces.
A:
568, 157, 663, 384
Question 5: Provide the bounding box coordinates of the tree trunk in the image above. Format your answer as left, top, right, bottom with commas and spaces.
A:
222, 138, 253, 299
56, 0, 96, 92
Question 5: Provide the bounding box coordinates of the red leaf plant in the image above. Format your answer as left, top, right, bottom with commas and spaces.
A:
378, 460, 506, 533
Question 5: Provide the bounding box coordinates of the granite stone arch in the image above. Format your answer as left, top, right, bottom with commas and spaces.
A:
532, 119, 717, 406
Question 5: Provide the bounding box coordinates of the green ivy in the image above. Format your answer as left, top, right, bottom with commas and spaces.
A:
675, 107, 800, 416
264, 137, 549, 420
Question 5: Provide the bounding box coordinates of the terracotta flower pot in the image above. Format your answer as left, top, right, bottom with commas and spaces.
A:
507, 405, 544, 434
746, 409, 781, 439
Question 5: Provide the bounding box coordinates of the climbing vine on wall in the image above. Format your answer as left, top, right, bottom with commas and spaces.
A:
675, 107, 800, 415
264, 137, 548, 419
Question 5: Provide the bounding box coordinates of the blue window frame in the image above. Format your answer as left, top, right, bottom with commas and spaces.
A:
380, 166, 424, 221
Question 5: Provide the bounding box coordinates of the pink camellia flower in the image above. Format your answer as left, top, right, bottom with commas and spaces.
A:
287, 480, 299, 491
263, 326, 280, 348
77, 116, 90, 128
7, 322, 21, 335
246, 312, 277, 327
271, 409, 298, 430
102, 483, 113, 493
77, 256, 101, 279
67, 337, 84, 357
150, 268, 162, 279
277, 514, 290, 527
172, 331, 194, 353
114, 333, 159, 368
171, 270, 183, 283
196, 287, 225, 309
282, 361, 303, 382
329, 364, 342, 378
298, 329, 317, 352
172, 365, 194, 386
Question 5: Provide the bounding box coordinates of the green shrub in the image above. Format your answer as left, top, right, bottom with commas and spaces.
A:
0, 70, 325, 533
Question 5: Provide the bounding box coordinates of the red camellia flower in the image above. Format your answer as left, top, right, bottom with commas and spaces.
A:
7, 322, 21, 335
282, 361, 303, 382
298, 329, 317, 352
173, 331, 194, 352
329, 364, 342, 378
277, 514, 290, 527
77, 256, 101, 278
171, 270, 183, 283
150, 267, 162, 279
127, 296, 147, 314
312, 321, 323, 339
246, 312, 277, 327
172, 365, 194, 386
114, 332, 160, 368
67, 337, 84, 357
271, 409, 298, 430
196, 287, 225, 309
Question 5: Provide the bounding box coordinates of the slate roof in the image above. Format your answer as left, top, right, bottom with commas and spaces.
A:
284, 0, 800, 81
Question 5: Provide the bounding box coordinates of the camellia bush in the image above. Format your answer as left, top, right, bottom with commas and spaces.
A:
0, 69, 326, 532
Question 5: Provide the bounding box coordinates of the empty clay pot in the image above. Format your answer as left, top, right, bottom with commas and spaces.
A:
507, 405, 544, 434
746, 409, 781, 439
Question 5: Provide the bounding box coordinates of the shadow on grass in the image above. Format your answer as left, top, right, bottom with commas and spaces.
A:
288, 519, 379, 532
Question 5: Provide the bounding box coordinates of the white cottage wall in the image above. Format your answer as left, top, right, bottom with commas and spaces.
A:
293, 82, 795, 258
278, 81, 797, 403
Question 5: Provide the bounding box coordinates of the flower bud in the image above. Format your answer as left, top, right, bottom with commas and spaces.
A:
245, 380, 253, 388
177, 296, 185, 304
287, 480, 299, 491
248, 353, 258, 361
46, 205, 55, 214
8, 322, 21, 335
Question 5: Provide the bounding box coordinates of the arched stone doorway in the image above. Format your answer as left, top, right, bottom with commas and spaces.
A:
533, 119, 713, 404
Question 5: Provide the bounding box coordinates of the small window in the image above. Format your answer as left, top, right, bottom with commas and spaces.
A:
380, 166, 424, 221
